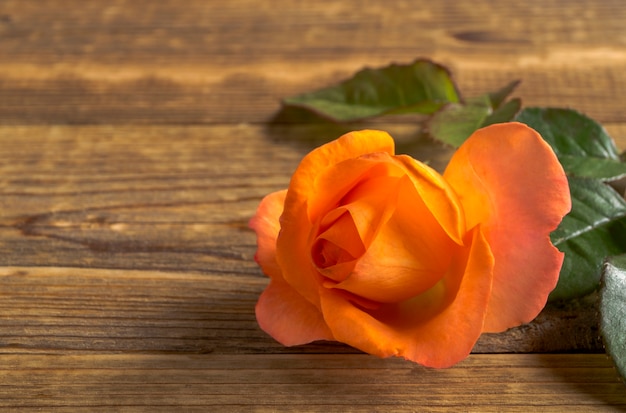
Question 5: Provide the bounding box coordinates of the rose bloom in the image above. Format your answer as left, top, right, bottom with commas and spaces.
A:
250, 122, 570, 368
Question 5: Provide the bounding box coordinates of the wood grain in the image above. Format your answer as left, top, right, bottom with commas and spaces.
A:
2, 0, 626, 410
0, 265, 604, 355
0, 353, 623, 411
1, 0, 626, 124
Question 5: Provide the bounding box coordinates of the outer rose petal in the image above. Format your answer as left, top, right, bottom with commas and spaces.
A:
319, 226, 494, 368
309, 154, 403, 230
248, 190, 287, 279
443, 122, 571, 332
251, 191, 334, 345
277, 130, 395, 307
256, 279, 334, 346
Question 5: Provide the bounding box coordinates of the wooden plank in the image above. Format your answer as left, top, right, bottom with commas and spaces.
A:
0, 265, 602, 355
0, 125, 298, 274
1, 0, 625, 124
0, 354, 624, 411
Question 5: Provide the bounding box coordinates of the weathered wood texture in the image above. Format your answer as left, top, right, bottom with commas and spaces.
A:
2, 0, 626, 410
1, 0, 626, 124
1, 354, 623, 412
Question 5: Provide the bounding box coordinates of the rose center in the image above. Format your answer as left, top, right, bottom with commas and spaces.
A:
311, 238, 356, 269
310, 209, 365, 282
315, 175, 458, 303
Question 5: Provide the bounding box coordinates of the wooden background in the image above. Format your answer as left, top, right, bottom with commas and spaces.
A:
1, 0, 626, 411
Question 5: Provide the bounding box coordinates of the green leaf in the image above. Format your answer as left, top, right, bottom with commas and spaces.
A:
426, 100, 492, 148
558, 155, 626, 182
427, 81, 521, 147
599, 254, 626, 382
487, 79, 521, 108
517, 107, 626, 181
482, 98, 522, 127
282, 59, 460, 122
550, 177, 626, 301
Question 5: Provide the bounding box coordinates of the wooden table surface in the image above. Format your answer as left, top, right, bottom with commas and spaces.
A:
2, 1, 626, 411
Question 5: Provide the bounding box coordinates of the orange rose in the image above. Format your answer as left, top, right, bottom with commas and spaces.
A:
250, 123, 570, 368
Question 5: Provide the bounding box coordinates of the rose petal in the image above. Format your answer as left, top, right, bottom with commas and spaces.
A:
251, 192, 335, 346
298, 130, 395, 201
331, 176, 456, 303
311, 160, 403, 285
256, 279, 334, 346
314, 154, 403, 246
277, 130, 395, 307
308, 144, 398, 225
443, 122, 571, 332
393, 155, 466, 245
312, 210, 365, 282
320, 227, 494, 368
248, 190, 287, 279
